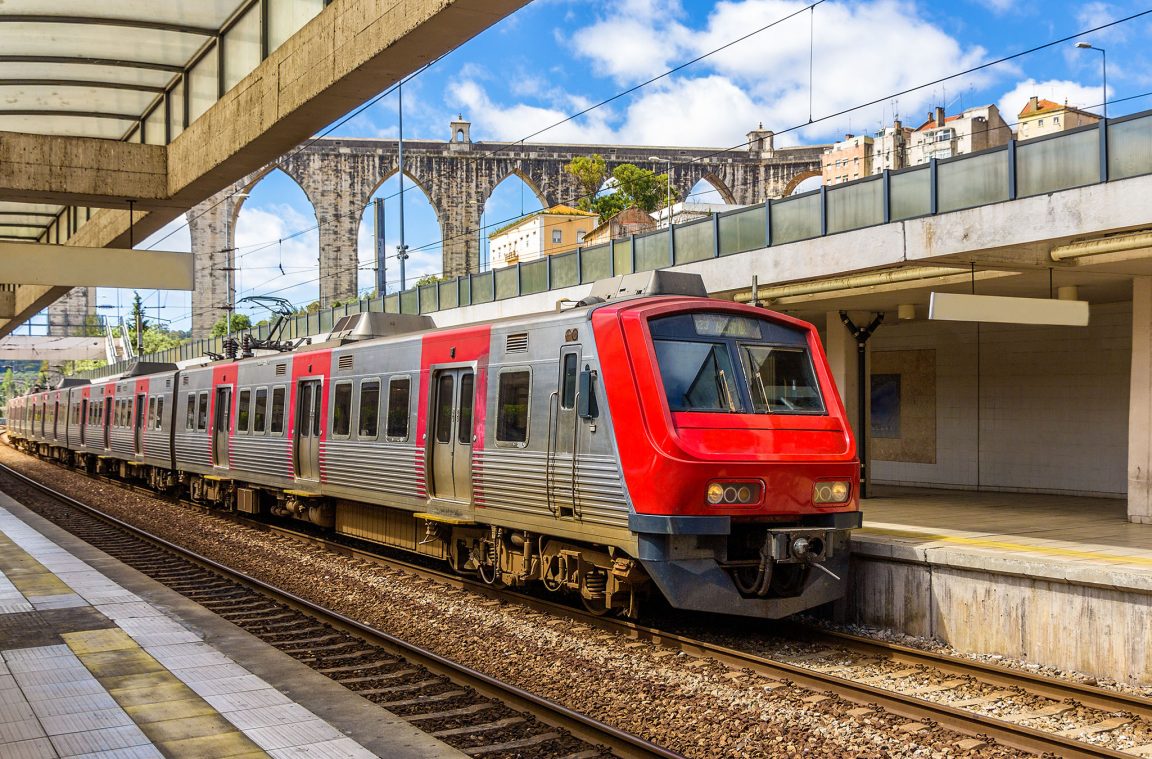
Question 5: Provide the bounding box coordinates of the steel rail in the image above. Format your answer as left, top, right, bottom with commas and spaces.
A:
0, 460, 683, 759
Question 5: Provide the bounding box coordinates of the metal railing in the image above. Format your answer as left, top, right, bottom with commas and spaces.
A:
84, 109, 1152, 379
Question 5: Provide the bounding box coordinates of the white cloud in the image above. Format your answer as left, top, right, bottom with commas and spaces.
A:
997, 78, 1105, 122
233, 202, 321, 311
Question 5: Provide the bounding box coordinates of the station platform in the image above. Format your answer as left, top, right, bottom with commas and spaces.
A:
847, 486, 1152, 684
0, 491, 463, 759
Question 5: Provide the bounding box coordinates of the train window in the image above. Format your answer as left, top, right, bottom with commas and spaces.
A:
386, 377, 410, 440
653, 340, 741, 412
253, 388, 268, 434
561, 353, 578, 410
270, 387, 285, 434
196, 392, 208, 431
739, 346, 825, 414
185, 395, 196, 430
332, 382, 353, 437
148, 397, 157, 428
154, 398, 164, 430
358, 380, 380, 439
434, 375, 453, 444
457, 373, 474, 444
496, 369, 530, 445
237, 389, 251, 434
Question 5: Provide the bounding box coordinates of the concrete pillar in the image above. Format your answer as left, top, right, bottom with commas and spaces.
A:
316, 206, 361, 305
439, 201, 475, 278
826, 311, 872, 492
1128, 277, 1152, 524
188, 203, 235, 337
47, 287, 95, 336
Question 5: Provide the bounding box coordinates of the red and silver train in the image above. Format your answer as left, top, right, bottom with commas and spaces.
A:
8, 273, 861, 618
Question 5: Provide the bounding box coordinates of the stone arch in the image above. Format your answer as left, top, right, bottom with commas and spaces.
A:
687, 173, 737, 205
484, 167, 550, 210
368, 168, 444, 224
782, 170, 822, 197
362, 168, 447, 286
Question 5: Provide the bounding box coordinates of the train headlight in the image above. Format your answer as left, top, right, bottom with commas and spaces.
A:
813, 480, 851, 504
706, 481, 762, 506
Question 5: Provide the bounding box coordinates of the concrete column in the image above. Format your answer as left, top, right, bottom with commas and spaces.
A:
47, 287, 95, 336
317, 208, 361, 305
826, 311, 872, 492
439, 203, 475, 278
188, 203, 234, 337
1128, 277, 1152, 524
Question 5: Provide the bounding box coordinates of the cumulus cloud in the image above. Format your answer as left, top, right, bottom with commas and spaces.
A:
997, 78, 1105, 121
233, 203, 321, 312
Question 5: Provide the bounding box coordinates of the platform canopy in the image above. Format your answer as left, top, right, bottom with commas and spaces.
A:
0, 0, 530, 336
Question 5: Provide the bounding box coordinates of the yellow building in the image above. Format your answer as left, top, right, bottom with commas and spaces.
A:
1017, 96, 1101, 141
488, 205, 598, 268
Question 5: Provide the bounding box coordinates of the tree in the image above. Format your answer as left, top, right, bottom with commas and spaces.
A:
562, 157, 671, 218
416, 274, 446, 287
210, 313, 252, 337
128, 291, 149, 347
611, 164, 671, 213
564, 154, 609, 211
0, 368, 14, 406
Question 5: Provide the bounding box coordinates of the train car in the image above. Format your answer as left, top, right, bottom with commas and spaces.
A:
7, 272, 861, 620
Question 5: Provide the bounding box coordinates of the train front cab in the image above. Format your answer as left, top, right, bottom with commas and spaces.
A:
594, 298, 862, 618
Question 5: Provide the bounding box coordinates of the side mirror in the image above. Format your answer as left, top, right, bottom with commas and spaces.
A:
577, 368, 599, 419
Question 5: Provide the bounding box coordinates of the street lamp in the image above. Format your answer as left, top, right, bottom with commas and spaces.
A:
1075, 42, 1107, 119
648, 156, 674, 227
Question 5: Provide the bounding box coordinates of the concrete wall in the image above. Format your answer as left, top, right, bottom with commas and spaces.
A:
870, 301, 1131, 497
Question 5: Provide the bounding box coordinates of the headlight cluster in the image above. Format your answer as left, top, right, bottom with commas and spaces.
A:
706, 481, 762, 506
813, 480, 851, 504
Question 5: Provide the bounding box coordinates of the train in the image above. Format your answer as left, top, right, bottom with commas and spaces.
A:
7, 272, 861, 619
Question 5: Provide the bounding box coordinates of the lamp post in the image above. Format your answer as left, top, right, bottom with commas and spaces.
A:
648, 156, 674, 227
1075, 42, 1107, 119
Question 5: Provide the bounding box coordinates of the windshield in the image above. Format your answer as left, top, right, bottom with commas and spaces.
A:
650, 312, 825, 415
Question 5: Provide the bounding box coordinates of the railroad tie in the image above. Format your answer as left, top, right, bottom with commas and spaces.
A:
908, 679, 966, 696
404, 702, 497, 722
432, 716, 526, 738
948, 690, 1014, 707
1002, 703, 1074, 721
464, 732, 562, 756
859, 667, 919, 683
378, 689, 468, 708
1130, 742, 1152, 757
1056, 716, 1132, 738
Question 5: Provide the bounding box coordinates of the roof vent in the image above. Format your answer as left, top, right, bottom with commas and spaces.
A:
328, 312, 434, 343
506, 333, 529, 353
583, 271, 708, 304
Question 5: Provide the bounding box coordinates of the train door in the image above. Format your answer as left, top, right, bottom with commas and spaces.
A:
133, 393, 146, 456
52, 400, 59, 440
79, 399, 88, 445
430, 368, 475, 501
212, 387, 231, 467
102, 397, 112, 448
549, 347, 581, 518
294, 379, 322, 480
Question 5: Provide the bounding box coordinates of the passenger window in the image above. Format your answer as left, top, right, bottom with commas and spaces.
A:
561, 353, 578, 410
386, 377, 410, 440
434, 374, 453, 444
196, 392, 208, 431
358, 380, 380, 439
270, 387, 285, 434
148, 397, 157, 428
186, 395, 196, 430
496, 370, 531, 445
332, 382, 352, 437
253, 388, 267, 434
237, 389, 251, 433
154, 398, 164, 430
458, 373, 474, 444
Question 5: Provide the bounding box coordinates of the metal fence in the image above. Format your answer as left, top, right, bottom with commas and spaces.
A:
85, 110, 1152, 379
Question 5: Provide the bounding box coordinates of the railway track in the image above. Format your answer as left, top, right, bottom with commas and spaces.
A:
6, 445, 1152, 757
0, 459, 681, 759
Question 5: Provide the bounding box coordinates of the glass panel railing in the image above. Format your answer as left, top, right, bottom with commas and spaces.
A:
368, 295, 384, 312
459, 276, 472, 307
552, 252, 578, 288
770, 192, 820, 244
1109, 115, 1152, 180
318, 309, 334, 333
1017, 127, 1099, 197
495, 266, 519, 300
419, 283, 438, 313
400, 288, 417, 314
635, 229, 670, 271
521, 259, 547, 294
718, 205, 765, 255
673, 219, 714, 264
937, 148, 1008, 213
612, 239, 632, 275
889, 165, 931, 220
472, 271, 494, 304
385, 293, 400, 313
581, 244, 611, 282
827, 176, 883, 233
438, 280, 458, 310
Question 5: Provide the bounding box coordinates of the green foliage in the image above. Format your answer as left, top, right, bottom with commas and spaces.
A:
140, 327, 182, 354
210, 313, 252, 337
589, 192, 628, 220
129, 291, 149, 334
611, 164, 671, 213
0, 369, 14, 407
562, 156, 672, 217
564, 154, 609, 211
416, 274, 445, 287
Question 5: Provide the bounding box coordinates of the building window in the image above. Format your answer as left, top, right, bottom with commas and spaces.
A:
552, 229, 562, 244
577, 230, 586, 243
1038, 118, 1045, 126
1053, 116, 1060, 125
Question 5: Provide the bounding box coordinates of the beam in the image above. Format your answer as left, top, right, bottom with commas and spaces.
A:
0, 336, 105, 361
0, 241, 192, 289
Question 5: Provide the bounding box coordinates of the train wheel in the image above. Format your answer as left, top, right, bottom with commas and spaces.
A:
579, 570, 611, 616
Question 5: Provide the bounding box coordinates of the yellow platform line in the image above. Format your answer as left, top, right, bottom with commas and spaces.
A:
859, 526, 1152, 568
62, 628, 267, 757
0, 531, 75, 597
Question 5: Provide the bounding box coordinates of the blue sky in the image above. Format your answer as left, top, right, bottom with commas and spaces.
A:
100, 0, 1152, 335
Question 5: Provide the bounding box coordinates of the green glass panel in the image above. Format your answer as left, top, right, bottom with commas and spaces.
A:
521, 259, 547, 294
385, 293, 400, 313
581, 245, 611, 282
473, 272, 494, 304
770, 193, 820, 244
319, 309, 334, 332
889, 166, 930, 220
419, 284, 438, 313
438, 281, 458, 310
673, 219, 714, 263
495, 266, 519, 299
1109, 116, 1152, 180
459, 276, 472, 306
718, 206, 766, 255
826, 177, 883, 233
612, 239, 633, 274
937, 149, 1008, 213
552, 252, 578, 288
1017, 128, 1099, 197
400, 288, 417, 314
635, 230, 670, 271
